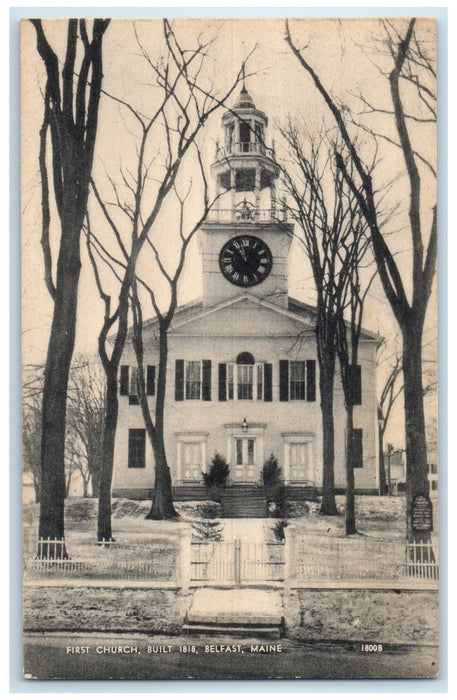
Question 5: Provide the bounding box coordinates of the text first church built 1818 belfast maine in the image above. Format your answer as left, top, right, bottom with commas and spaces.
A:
112, 85, 379, 501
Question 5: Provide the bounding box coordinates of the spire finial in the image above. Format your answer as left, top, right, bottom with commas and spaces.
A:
242, 63, 246, 91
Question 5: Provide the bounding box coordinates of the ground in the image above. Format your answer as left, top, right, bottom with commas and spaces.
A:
22, 495, 439, 680
23, 493, 415, 546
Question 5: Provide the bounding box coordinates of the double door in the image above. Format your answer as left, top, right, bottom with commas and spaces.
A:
232, 436, 257, 483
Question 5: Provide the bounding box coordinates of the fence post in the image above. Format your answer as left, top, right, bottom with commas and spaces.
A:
179, 525, 192, 594
234, 539, 241, 586
284, 524, 296, 591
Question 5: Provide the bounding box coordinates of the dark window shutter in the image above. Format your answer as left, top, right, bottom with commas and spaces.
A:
218, 363, 227, 401
279, 360, 289, 401
175, 360, 184, 401
128, 429, 146, 469
146, 365, 156, 396
120, 365, 129, 395
202, 360, 212, 401
347, 365, 362, 405
264, 363, 273, 401
306, 360, 316, 402
350, 428, 363, 469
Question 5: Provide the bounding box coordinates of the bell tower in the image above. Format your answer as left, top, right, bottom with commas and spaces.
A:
198, 83, 293, 308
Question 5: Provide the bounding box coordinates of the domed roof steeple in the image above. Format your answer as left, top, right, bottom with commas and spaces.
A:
234, 85, 256, 109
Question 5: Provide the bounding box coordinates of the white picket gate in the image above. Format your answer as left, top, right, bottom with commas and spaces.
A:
190, 539, 284, 585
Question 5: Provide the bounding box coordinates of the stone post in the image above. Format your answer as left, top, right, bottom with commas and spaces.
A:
284, 523, 297, 592
178, 524, 192, 594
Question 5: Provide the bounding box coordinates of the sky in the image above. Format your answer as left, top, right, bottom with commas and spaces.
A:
20, 16, 437, 449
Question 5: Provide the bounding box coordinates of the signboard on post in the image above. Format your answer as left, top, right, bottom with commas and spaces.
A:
411, 494, 433, 533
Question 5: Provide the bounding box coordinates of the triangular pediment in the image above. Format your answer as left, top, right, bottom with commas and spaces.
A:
169, 293, 316, 337
132, 293, 380, 344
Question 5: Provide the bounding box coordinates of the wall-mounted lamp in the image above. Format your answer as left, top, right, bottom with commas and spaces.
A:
242, 417, 248, 433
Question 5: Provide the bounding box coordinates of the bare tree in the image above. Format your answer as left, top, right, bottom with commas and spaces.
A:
285, 18, 437, 541
31, 19, 110, 556
377, 337, 437, 496
22, 367, 44, 503
66, 355, 106, 497
377, 342, 403, 495
280, 130, 346, 515
130, 160, 219, 519
86, 20, 248, 536
334, 213, 372, 534
280, 127, 374, 523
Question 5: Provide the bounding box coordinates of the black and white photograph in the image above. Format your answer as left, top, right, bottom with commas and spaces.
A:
20, 15, 439, 681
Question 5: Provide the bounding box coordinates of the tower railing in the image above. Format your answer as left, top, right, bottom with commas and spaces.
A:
216, 141, 275, 159
206, 206, 288, 224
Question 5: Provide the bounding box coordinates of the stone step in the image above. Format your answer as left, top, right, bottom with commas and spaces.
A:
222, 499, 268, 518
185, 588, 284, 638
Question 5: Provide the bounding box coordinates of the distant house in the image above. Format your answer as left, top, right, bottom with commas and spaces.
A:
384, 448, 438, 495
111, 86, 379, 499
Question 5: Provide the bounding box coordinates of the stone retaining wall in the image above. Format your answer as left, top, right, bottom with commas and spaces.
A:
24, 586, 192, 634
284, 589, 439, 645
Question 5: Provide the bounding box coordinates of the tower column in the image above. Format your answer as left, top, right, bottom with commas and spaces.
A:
271, 181, 277, 218
234, 120, 240, 153
230, 168, 236, 217
255, 167, 261, 217
215, 172, 221, 214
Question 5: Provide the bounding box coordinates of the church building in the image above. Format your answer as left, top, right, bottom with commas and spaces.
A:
112, 86, 379, 499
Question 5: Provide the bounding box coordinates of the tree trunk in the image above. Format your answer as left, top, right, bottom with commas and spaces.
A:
91, 470, 100, 498
33, 474, 41, 504
145, 327, 177, 519
403, 320, 430, 543
146, 436, 178, 519
378, 426, 388, 496
319, 365, 339, 515
97, 369, 119, 541
345, 406, 357, 535
38, 218, 82, 558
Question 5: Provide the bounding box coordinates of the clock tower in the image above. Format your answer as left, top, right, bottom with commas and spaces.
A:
198, 84, 293, 308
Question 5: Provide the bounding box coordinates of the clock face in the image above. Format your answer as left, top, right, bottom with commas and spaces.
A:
219, 235, 273, 287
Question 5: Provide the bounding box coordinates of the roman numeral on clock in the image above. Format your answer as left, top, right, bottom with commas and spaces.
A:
219, 235, 272, 288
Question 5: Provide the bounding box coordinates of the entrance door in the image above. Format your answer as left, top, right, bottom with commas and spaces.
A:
181, 441, 202, 482
289, 442, 311, 482
233, 437, 257, 482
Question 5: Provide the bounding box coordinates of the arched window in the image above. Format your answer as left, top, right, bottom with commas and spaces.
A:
236, 352, 255, 365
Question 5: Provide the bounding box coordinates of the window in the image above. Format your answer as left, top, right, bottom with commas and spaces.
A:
226, 363, 264, 400
175, 360, 211, 401
255, 122, 263, 143
128, 429, 145, 469
235, 437, 255, 466
120, 365, 155, 403
283, 433, 315, 483
239, 121, 251, 149
290, 442, 308, 482
280, 359, 316, 401
290, 361, 306, 400
129, 367, 139, 396
238, 365, 253, 399
185, 361, 201, 400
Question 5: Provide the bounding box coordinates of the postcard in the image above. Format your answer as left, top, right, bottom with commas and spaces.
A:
21, 16, 439, 680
